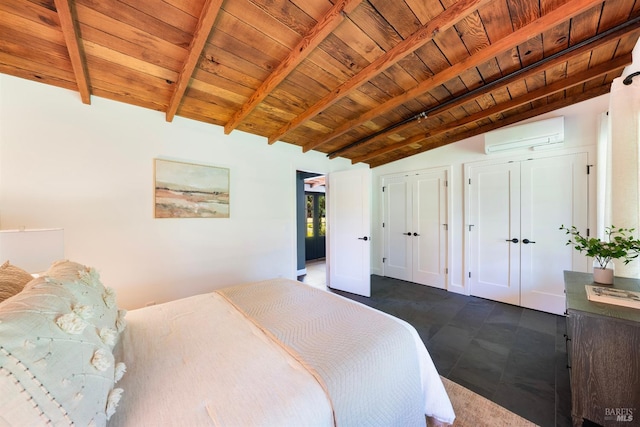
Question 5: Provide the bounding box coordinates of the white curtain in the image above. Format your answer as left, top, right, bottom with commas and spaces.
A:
596, 111, 611, 240
607, 75, 640, 277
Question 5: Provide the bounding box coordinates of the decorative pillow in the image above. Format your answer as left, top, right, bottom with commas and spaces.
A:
38, 260, 122, 335
0, 260, 126, 426
0, 260, 33, 303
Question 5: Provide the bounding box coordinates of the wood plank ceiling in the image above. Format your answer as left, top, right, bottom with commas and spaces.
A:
1, 0, 638, 167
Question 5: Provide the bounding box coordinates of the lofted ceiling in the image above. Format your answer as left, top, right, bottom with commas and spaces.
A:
1, 0, 639, 167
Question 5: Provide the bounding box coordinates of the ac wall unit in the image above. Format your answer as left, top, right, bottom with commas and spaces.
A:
484, 116, 564, 154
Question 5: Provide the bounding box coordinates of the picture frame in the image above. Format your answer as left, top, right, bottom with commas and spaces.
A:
154, 158, 230, 218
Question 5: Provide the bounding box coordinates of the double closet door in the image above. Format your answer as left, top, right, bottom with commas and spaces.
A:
382, 168, 448, 288
467, 153, 588, 315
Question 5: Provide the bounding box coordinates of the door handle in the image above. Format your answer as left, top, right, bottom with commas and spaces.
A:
506, 238, 519, 243
404, 232, 412, 236
358, 236, 369, 241
523, 239, 536, 244
413, 232, 420, 236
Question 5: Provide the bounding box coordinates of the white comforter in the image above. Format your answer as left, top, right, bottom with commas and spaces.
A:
110, 279, 455, 426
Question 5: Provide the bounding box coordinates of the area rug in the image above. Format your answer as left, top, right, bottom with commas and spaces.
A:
439, 376, 538, 427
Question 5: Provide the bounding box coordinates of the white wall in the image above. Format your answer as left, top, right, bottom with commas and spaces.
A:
0, 74, 615, 307
0, 74, 365, 309
370, 94, 609, 294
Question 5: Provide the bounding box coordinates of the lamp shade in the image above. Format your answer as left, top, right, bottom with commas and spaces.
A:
0, 228, 64, 273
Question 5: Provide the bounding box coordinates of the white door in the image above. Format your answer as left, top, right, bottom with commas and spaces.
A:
468, 153, 588, 314
328, 169, 371, 297
412, 170, 447, 288
382, 169, 448, 288
382, 175, 412, 281
469, 162, 521, 305
520, 153, 588, 314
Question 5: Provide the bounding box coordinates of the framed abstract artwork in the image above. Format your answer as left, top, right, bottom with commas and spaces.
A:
154, 159, 230, 218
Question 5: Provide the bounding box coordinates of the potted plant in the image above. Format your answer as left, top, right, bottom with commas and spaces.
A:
559, 225, 640, 284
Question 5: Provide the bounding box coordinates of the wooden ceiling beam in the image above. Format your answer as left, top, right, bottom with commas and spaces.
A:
223, 0, 363, 135
336, 28, 637, 158
330, 22, 639, 158
166, 0, 223, 122
53, 0, 91, 104
368, 84, 613, 168
267, 0, 493, 145
306, 0, 605, 153
350, 55, 630, 164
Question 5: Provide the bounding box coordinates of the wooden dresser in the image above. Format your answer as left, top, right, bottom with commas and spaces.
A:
563, 271, 640, 427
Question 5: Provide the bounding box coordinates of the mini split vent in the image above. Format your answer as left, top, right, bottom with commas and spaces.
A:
484, 116, 565, 154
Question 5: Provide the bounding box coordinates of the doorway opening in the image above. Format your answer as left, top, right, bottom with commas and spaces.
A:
296, 171, 326, 289
305, 182, 326, 261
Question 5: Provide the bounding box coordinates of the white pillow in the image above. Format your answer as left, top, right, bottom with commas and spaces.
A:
0, 261, 125, 426
38, 260, 123, 336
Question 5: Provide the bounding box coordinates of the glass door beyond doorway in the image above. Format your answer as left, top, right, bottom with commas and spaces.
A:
305, 192, 326, 261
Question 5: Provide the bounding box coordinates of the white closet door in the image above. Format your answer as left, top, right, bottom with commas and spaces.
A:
520, 153, 588, 315
412, 170, 447, 288
469, 162, 521, 305
383, 175, 412, 281
382, 168, 449, 288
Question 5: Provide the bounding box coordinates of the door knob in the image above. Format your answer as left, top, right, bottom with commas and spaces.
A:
506, 238, 519, 243
523, 239, 536, 244
358, 236, 369, 241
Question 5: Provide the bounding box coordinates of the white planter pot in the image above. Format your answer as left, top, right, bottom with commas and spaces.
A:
593, 267, 614, 285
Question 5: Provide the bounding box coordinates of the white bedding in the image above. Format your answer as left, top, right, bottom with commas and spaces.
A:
110, 279, 455, 426
110, 291, 334, 426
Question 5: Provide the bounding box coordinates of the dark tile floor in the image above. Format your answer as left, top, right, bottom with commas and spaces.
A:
331, 275, 572, 427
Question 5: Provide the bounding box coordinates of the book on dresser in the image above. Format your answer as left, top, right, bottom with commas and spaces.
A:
585, 285, 640, 309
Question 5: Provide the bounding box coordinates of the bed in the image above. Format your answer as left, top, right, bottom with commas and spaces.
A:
0, 260, 455, 426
